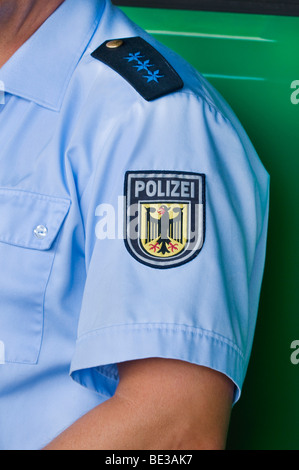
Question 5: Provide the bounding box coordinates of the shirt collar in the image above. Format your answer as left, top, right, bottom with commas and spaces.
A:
0, 0, 106, 111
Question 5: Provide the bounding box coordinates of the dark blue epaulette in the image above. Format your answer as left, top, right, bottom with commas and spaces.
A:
91, 36, 184, 102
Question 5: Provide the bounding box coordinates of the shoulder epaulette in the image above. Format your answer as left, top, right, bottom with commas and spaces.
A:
91, 36, 184, 102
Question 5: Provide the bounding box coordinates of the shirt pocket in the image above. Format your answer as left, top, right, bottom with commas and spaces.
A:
0, 189, 70, 364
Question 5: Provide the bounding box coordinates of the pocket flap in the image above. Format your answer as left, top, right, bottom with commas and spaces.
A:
0, 189, 71, 251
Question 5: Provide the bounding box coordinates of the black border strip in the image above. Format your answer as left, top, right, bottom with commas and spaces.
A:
113, 0, 299, 16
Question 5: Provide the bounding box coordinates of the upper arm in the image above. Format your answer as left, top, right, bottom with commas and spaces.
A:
70, 91, 269, 414
116, 358, 234, 450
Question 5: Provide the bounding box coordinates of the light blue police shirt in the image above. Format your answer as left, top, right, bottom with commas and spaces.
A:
0, 0, 269, 450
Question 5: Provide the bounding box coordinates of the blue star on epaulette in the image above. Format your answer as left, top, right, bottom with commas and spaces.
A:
133, 60, 154, 72
124, 52, 144, 63
144, 70, 164, 83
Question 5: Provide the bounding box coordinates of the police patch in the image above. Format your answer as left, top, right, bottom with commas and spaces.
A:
124, 171, 205, 269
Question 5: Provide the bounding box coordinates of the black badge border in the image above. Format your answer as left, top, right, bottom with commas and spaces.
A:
124, 170, 206, 269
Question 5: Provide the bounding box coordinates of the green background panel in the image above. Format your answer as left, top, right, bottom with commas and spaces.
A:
118, 7, 299, 450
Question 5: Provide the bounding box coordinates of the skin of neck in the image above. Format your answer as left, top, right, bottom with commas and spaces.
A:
0, 0, 65, 67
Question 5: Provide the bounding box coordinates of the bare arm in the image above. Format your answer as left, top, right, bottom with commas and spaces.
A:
44, 358, 234, 450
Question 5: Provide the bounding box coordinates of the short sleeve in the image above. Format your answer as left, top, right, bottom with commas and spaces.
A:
70, 92, 270, 404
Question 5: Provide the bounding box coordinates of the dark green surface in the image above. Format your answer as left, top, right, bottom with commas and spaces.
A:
119, 7, 299, 450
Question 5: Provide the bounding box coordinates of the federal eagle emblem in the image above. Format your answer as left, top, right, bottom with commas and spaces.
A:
141, 202, 188, 258
125, 172, 205, 269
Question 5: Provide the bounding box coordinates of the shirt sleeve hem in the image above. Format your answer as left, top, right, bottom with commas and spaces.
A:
70, 323, 245, 405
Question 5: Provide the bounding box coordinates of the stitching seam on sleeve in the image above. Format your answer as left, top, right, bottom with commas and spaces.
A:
76, 322, 244, 360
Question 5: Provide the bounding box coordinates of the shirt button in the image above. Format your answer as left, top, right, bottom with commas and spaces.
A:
34, 225, 48, 240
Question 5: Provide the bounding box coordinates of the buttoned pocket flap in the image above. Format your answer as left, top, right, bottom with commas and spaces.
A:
0, 189, 70, 251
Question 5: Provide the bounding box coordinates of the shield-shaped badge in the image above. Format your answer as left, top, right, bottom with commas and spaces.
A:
125, 171, 205, 269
